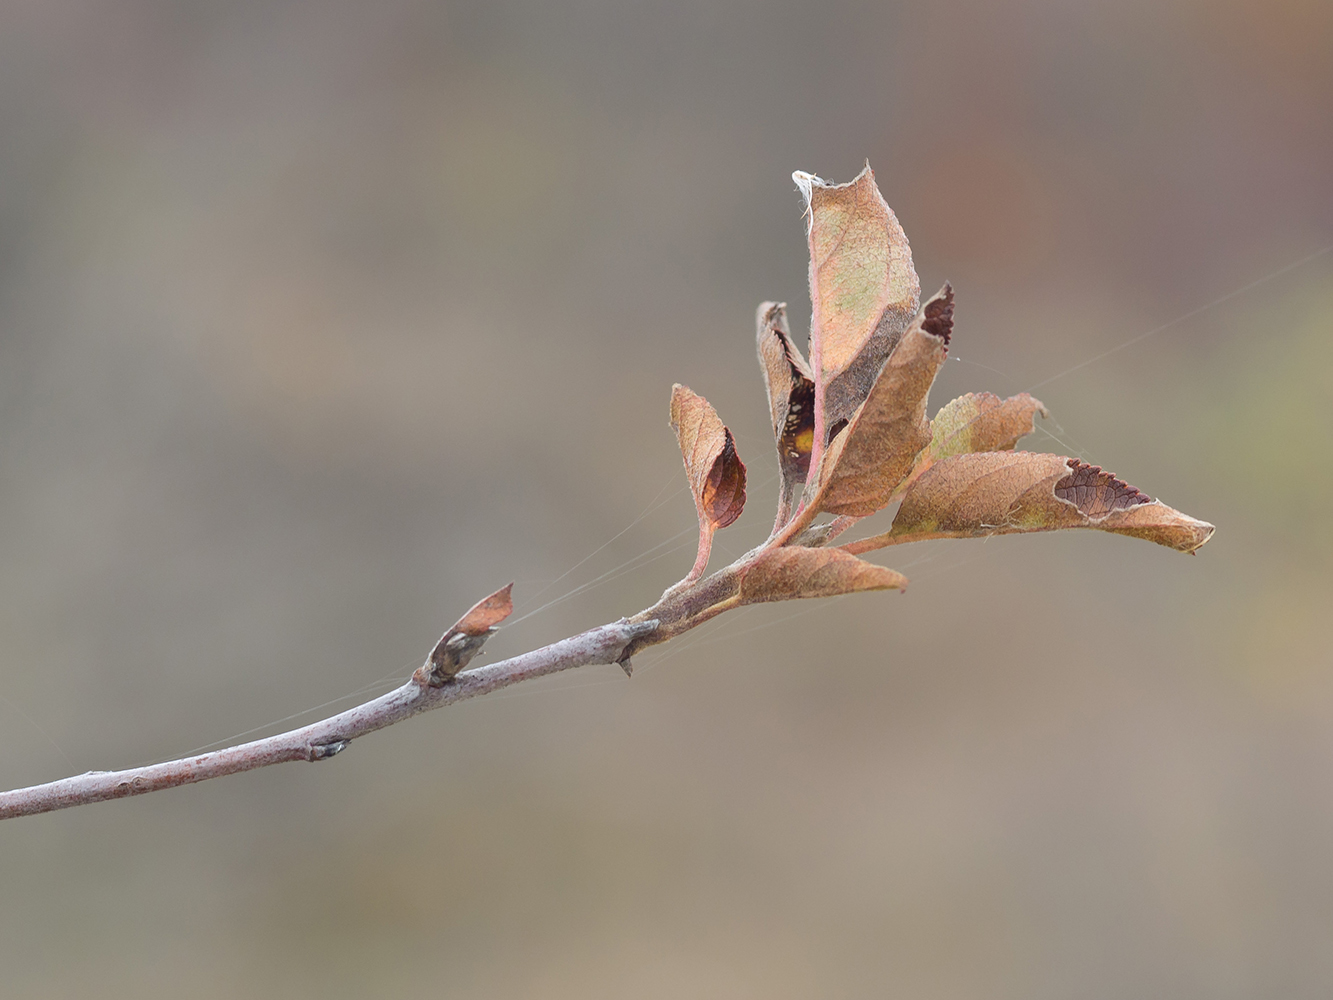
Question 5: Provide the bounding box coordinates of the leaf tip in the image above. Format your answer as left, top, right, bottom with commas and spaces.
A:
454, 582, 515, 636
1054, 460, 1215, 553
755, 302, 793, 361
756, 299, 787, 330
1164, 512, 1215, 554
1103, 505, 1216, 554
920, 283, 954, 346
668, 383, 693, 429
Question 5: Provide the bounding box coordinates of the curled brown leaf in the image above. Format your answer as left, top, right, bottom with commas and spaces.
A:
670, 384, 748, 582
845, 452, 1214, 554
756, 301, 816, 528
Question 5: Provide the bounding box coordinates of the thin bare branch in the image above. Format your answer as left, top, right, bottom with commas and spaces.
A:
0, 618, 658, 821
0, 516, 906, 822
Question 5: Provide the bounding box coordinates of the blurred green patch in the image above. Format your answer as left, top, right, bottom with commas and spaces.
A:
1177, 284, 1333, 698
1193, 287, 1333, 566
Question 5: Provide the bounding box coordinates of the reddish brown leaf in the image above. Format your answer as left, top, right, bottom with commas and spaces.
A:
415, 583, 515, 686
847, 452, 1214, 554
670, 384, 748, 583
1054, 459, 1151, 517
756, 301, 816, 527
452, 583, 515, 635
807, 285, 954, 517
739, 546, 907, 604
796, 164, 920, 438
671, 384, 747, 530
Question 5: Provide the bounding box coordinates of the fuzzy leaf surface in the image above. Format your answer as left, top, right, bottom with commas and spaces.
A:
795, 164, 920, 432
927, 392, 1047, 463
893, 391, 1048, 496
739, 546, 907, 604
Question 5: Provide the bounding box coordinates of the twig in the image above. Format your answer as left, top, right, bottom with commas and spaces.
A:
0, 499, 945, 823
0, 618, 658, 821
0, 509, 811, 822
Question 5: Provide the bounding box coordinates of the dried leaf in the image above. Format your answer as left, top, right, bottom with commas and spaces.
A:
808, 285, 954, 517
893, 391, 1048, 496
875, 452, 1214, 553
1089, 496, 1219, 551
415, 583, 514, 686
739, 546, 907, 604
670, 384, 747, 582
756, 301, 816, 527
451, 583, 515, 635
927, 392, 1048, 463
671, 384, 747, 530
795, 164, 920, 435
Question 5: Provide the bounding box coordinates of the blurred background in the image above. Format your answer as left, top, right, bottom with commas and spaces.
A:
1, 1, 1330, 996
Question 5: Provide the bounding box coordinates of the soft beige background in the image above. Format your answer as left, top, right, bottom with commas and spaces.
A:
1, 1, 1331, 996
